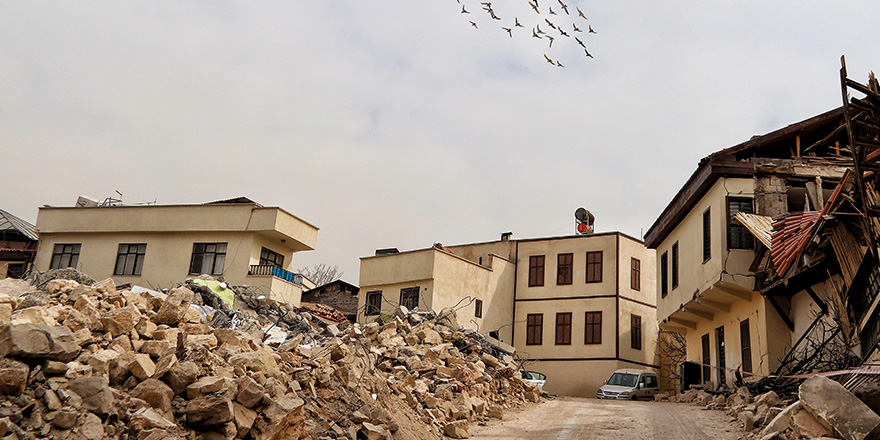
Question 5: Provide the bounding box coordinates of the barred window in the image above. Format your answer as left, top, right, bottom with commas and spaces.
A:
400, 287, 420, 310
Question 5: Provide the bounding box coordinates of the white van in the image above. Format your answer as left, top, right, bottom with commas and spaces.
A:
596, 369, 659, 400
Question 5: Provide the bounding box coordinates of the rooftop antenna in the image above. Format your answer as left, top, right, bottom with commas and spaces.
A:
575, 207, 595, 235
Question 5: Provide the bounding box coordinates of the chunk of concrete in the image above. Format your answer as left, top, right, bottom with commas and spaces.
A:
800, 376, 880, 440
0, 323, 80, 362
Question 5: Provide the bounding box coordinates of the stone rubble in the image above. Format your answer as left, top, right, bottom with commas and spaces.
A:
660, 375, 880, 440
0, 274, 541, 439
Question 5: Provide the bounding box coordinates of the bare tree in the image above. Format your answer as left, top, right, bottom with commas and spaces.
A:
296, 264, 343, 286
658, 330, 687, 391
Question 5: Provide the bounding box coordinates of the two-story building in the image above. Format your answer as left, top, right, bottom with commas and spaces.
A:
33, 197, 319, 306
358, 231, 658, 397
645, 107, 851, 388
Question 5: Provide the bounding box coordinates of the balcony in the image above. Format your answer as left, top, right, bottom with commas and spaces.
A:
248, 264, 303, 285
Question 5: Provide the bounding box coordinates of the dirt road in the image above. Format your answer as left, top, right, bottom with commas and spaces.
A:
470, 397, 742, 439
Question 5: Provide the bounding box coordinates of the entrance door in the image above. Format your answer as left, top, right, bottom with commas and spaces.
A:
716, 326, 726, 386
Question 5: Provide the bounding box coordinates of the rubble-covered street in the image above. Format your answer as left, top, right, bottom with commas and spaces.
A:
0, 271, 541, 439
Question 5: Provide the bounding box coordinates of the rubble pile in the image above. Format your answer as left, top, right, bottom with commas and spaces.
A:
658, 376, 880, 440
0, 275, 539, 440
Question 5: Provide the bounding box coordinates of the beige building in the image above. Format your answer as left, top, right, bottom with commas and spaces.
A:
34, 198, 318, 306
358, 231, 658, 397
645, 108, 850, 389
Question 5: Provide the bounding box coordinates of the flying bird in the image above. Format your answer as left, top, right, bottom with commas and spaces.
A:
470, 20, 478, 28
575, 36, 586, 48
532, 29, 542, 38
462, 5, 469, 13
589, 25, 596, 33
584, 48, 593, 58
557, 0, 569, 14
544, 19, 556, 29
515, 17, 524, 27
559, 28, 569, 37
577, 6, 587, 19
490, 10, 500, 20
536, 24, 545, 34
481, 1, 491, 6
544, 54, 554, 64
573, 23, 582, 32
556, 61, 564, 67
549, 6, 556, 15
502, 26, 512, 37
529, 1, 540, 13
545, 34, 554, 47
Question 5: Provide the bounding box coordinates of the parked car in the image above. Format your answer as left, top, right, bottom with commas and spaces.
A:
596, 369, 659, 400
521, 370, 547, 392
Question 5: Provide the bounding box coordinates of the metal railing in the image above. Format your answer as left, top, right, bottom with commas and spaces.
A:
247, 264, 302, 285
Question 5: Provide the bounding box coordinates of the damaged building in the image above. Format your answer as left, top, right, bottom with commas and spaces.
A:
647, 64, 880, 389
0, 209, 38, 280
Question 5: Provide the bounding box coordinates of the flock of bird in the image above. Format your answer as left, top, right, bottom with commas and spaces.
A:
457, 0, 596, 67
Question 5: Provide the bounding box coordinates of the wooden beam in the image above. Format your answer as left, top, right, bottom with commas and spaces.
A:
695, 298, 730, 313
669, 317, 697, 329
682, 307, 714, 321
796, 134, 801, 157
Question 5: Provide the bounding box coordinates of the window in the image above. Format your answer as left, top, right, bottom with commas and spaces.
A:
631, 258, 640, 291
400, 287, 420, 310
526, 313, 543, 345
660, 252, 668, 297
701, 334, 711, 383
584, 311, 602, 344
740, 319, 752, 373
50, 244, 81, 270
114, 244, 146, 276
555, 312, 572, 345
703, 208, 711, 262
728, 197, 755, 250
716, 325, 726, 384
189, 243, 227, 276
475, 299, 483, 318
644, 375, 658, 389
586, 251, 603, 283
259, 247, 285, 268
557, 253, 573, 285
528, 255, 545, 287
631, 314, 642, 350
671, 242, 679, 290
366, 291, 382, 316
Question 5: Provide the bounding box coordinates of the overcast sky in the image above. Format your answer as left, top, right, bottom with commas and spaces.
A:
2, 1, 877, 282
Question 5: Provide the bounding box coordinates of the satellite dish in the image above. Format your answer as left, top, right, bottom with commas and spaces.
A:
575, 208, 588, 222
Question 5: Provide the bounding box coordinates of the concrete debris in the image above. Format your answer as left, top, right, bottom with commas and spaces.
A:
0, 271, 541, 439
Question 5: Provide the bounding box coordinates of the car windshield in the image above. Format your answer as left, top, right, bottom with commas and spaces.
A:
607, 373, 638, 387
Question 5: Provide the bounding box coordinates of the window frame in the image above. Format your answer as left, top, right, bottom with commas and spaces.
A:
50, 243, 81, 270
660, 251, 668, 297
114, 243, 147, 276
556, 253, 573, 285
740, 319, 752, 373
259, 247, 285, 268
399, 286, 420, 310
631, 314, 642, 350
727, 197, 755, 250
555, 312, 572, 345
586, 251, 603, 283
528, 255, 545, 287
671, 241, 679, 290
189, 242, 228, 276
526, 313, 543, 345
631, 257, 640, 291
365, 291, 382, 316
584, 311, 602, 344
703, 207, 712, 262
475, 299, 483, 318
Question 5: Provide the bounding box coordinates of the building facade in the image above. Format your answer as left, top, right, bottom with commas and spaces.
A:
645, 108, 850, 389
358, 232, 658, 397
33, 198, 318, 306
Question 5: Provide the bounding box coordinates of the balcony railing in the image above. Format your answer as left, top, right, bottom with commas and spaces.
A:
248, 264, 303, 285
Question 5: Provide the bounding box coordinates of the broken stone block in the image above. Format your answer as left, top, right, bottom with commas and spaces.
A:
487, 404, 503, 419
165, 361, 200, 395
185, 395, 234, 427
800, 376, 880, 440
79, 411, 104, 440
131, 379, 175, 414
53, 408, 78, 430
129, 353, 157, 380
792, 407, 832, 438
187, 375, 225, 399
68, 376, 116, 417
100, 305, 140, 337
0, 359, 28, 396
444, 419, 469, 438
0, 323, 80, 362
754, 390, 780, 408
11, 306, 57, 325
232, 402, 257, 438
153, 287, 194, 325
228, 350, 280, 378
738, 410, 756, 431
361, 421, 388, 440
235, 376, 265, 408
85, 349, 119, 376
130, 407, 178, 432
